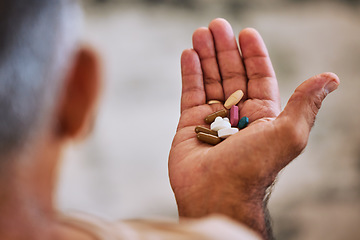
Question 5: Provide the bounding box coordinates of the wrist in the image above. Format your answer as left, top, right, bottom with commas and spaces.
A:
176, 184, 270, 238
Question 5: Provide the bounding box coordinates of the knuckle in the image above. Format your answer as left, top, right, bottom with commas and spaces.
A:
248, 72, 272, 81
204, 76, 221, 85
311, 90, 326, 115
222, 71, 247, 82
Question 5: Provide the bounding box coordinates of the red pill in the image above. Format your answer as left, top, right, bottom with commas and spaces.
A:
229, 106, 239, 127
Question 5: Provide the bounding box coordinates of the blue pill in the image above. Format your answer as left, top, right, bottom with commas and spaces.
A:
238, 116, 249, 129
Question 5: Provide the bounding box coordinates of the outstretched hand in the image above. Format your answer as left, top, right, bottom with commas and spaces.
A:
168, 18, 339, 239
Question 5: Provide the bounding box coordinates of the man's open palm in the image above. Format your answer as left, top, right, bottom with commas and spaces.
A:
168, 18, 339, 237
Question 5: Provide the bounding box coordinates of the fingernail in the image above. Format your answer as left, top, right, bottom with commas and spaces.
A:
324, 80, 339, 94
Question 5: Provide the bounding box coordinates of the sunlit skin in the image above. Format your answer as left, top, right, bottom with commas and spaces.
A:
168, 18, 339, 239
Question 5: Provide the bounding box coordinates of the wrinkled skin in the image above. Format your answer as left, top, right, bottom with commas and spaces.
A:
168, 18, 339, 239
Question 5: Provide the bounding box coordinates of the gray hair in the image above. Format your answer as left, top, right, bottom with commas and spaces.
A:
0, 0, 82, 158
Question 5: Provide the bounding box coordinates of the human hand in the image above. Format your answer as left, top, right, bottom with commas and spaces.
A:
168, 18, 339, 239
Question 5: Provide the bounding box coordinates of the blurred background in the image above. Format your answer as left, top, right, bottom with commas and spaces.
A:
56, 0, 360, 239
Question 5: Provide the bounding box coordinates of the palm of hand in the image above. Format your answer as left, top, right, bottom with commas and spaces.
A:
169, 20, 282, 204
168, 18, 339, 239
169, 97, 280, 202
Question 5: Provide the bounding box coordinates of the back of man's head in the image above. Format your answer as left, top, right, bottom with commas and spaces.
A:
0, 0, 81, 159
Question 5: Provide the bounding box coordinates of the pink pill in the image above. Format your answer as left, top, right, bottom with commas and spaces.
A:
229, 106, 239, 127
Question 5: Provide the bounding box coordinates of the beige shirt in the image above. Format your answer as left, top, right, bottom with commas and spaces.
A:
58, 212, 261, 240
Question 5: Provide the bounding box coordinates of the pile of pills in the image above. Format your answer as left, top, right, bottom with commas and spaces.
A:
195, 90, 249, 145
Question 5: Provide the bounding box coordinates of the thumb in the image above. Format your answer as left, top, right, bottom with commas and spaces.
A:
276, 72, 340, 155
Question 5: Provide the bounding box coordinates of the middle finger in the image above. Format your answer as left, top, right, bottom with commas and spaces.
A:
209, 18, 247, 101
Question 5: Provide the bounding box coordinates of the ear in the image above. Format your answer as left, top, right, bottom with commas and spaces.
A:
57, 46, 101, 139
